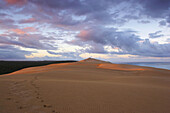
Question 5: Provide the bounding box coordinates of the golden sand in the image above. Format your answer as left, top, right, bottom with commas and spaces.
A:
0, 58, 170, 113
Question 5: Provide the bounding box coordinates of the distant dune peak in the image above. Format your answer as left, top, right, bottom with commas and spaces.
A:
79, 57, 110, 63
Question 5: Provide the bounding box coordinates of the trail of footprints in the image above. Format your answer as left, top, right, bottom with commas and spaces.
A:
7, 76, 60, 113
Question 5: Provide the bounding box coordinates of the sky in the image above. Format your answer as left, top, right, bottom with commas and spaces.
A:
0, 0, 170, 62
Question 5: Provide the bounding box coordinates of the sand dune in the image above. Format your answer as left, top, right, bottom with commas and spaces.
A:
0, 58, 170, 113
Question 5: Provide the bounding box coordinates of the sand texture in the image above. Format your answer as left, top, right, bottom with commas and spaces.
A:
0, 58, 170, 113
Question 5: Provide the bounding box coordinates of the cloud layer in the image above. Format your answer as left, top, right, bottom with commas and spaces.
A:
0, 0, 170, 60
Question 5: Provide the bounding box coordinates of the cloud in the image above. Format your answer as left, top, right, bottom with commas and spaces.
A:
68, 26, 170, 57
133, 39, 170, 57
138, 0, 170, 17
135, 0, 170, 26
47, 50, 82, 59
23, 27, 37, 32
19, 17, 37, 23
149, 31, 164, 38
138, 20, 150, 24
167, 38, 170, 43
0, 44, 31, 59
10, 27, 37, 35
11, 29, 26, 35
0, 18, 17, 29
159, 20, 167, 26
4, 0, 27, 5
84, 42, 107, 54
71, 26, 141, 51
0, 33, 57, 50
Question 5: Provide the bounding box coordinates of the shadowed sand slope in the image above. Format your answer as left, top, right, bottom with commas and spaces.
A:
0, 58, 170, 113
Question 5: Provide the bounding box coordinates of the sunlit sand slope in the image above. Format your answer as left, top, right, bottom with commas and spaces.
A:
98, 63, 148, 71
0, 58, 170, 113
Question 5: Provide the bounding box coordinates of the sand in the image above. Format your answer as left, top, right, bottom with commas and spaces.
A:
0, 58, 170, 113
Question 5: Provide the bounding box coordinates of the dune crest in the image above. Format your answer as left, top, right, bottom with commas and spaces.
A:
79, 57, 110, 64
5, 58, 149, 76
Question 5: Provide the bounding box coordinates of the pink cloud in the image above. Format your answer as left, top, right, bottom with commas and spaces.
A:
11, 29, 26, 35
20, 17, 37, 23
77, 30, 91, 41
5, 0, 27, 5
24, 27, 37, 32
10, 27, 37, 35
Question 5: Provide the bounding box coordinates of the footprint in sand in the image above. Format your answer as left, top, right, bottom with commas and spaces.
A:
8, 80, 34, 110
52, 110, 60, 113
15, 101, 19, 103
18, 106, 23, 109
6, 97, 12, 100
8, 76, 58, 112
36, 96, 41, 99
40, 99, 44, 102
43, 104, 52, 108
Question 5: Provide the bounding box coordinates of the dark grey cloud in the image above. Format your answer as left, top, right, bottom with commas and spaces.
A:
11, 0, 136, 27
0, 45, 31, 59
138, 0, 170, 17
138, 20, 150, 24
28, 0, 114, 15
70, 26, 141, 52
27, 0, 170, 24
159, 20, 167, 26
2, 0, 170, 25
0, 12, 8, 17
149, 31, 164, 38
136, 0, 170, 25
131, 39, 170, 57
68, 26, 170, 57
